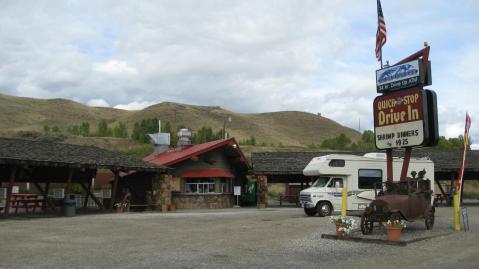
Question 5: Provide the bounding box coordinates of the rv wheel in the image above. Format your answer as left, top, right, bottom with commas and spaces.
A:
304, 207, 317, 216
317, 202, 332, 217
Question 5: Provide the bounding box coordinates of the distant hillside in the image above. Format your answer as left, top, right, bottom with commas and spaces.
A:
0, 93, 360, 147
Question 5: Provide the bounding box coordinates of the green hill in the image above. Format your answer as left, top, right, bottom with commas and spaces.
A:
0, 93, 360, 147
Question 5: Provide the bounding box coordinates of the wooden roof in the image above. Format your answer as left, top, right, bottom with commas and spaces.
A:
144, 138, 250, 172
252, 150, 479, 175
0, 138, 169, 172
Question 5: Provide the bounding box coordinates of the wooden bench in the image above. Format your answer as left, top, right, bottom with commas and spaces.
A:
10, 199, 43, 213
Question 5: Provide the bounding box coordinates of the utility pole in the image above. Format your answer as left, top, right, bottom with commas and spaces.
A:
223, 116, 232, 139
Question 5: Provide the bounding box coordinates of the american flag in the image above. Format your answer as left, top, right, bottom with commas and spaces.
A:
375, 0, 387, 61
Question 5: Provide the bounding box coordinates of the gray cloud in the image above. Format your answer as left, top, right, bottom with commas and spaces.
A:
0, 0, 478, 144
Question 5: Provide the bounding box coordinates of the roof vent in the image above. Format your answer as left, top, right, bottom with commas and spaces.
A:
177, 128, 192, 147
147, 120, 171, 154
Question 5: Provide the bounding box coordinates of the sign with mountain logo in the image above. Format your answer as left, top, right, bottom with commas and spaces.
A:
376, 59, 431, 93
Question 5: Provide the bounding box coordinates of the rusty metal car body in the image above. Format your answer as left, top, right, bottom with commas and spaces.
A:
360, 177, 435, 234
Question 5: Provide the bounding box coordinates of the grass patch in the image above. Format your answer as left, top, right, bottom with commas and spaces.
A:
119, 144, 154, 160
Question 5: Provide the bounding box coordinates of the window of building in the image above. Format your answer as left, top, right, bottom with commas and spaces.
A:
220, 179, 230, 193
358, 169, 382, 189
185, 179, 215, 193
329, 159, 345, 167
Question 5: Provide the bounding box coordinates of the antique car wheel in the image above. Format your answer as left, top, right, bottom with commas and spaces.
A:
389, 212, 402, 222
425, 208, 435, 230
304, 207, 317, 217
361, 213, 374, 235
317, 202, 332, 217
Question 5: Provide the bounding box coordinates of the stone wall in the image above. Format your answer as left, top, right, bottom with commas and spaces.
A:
173, 193, 233, 209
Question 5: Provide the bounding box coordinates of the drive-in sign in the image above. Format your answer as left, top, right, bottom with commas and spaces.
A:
374, 88, 426, 149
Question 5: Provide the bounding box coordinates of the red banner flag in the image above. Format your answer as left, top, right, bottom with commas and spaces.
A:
458, 112, 471, 204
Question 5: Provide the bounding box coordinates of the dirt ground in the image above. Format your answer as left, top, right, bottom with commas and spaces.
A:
0, 206, 478, 269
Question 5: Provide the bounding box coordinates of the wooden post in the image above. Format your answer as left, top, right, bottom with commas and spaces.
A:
42, 182, 50, 212
79, 182, 105, 211
83, 179, 92, 208
110, 171, 119, 210
66, 169, 73, 195
33, 182, 57, 213
3, 166, 17, 217
386, 149, 393, 182
400, 147, 412, 181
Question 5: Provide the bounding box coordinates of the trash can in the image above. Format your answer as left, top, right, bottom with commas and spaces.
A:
64, 194, 76, 217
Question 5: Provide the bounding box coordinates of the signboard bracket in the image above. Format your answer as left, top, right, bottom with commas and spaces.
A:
395, 45, 430, 86
399, 147, 412, 181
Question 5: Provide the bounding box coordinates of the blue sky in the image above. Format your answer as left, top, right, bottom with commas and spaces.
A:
0, 0, 478, 147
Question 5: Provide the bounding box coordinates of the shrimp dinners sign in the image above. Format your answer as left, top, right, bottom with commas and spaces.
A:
373, 87, 428, 149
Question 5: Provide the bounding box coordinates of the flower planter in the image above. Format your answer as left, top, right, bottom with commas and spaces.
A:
335, 224, 345, 237
168, 204, 176, 212
116, 207, 124, 214
386, 226, 402, 241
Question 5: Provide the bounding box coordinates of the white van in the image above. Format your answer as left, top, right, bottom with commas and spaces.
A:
299, 153, 434, 217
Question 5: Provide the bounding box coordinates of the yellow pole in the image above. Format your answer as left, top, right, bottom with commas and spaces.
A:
341, 187, 348, 217
453, 192, 461, 231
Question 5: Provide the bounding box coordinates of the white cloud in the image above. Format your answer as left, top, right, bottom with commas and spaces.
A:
93, 60, 138, 76
87, 98, 110, 107
0, 0, 478, 140
114, 101, 156, 110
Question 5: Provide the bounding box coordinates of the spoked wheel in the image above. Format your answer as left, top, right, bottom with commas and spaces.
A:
361, 213, 374, 235
425, 207, 435, 230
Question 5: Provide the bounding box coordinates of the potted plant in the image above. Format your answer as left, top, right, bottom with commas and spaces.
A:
330, 216, 356, 237
385, 219, 407, 241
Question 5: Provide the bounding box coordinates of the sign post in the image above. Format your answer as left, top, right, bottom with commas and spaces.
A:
233, 186, 241, 207
373, 45, 438, 183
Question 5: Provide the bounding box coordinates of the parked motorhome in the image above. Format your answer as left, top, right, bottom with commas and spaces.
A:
299, 153, 434, 217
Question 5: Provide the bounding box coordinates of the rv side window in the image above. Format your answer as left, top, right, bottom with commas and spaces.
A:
358, 169, 382, 189
327, 178, 344, 188
329, 159, 345, 167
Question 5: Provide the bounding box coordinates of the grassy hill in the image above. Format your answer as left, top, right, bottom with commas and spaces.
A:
0, 93, 360, 147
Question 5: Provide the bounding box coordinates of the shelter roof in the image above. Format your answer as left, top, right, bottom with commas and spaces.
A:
252, 150, 479, 175
0, 138, 169, 172
144, 138, 249, 171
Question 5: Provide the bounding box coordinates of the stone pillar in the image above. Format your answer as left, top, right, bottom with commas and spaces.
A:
160, 174, 173, 212
148, 174, 173, 212
257, 175, 268, 208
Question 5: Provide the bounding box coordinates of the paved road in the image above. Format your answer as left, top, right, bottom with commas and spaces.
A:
0, 206, 477, 269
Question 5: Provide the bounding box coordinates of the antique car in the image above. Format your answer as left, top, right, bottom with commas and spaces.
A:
360, 173, 435, 234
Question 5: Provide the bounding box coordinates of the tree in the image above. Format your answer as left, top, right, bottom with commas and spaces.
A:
113, 122, 128, 138
434, 135, 471, 150
320, 133, 352, 150
97, 120, 109, 137
80, 122, 90, 137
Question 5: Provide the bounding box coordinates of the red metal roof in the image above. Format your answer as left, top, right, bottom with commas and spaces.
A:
144, 138, 249, 171
181, 168, 234, 178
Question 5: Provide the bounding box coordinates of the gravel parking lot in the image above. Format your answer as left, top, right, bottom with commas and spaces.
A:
0, 206, 478, 269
